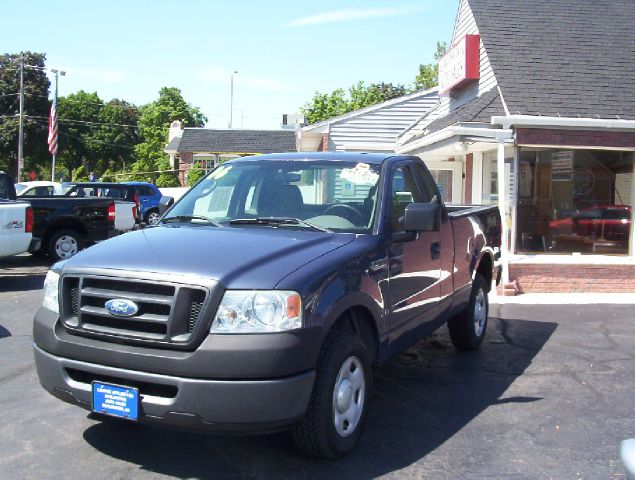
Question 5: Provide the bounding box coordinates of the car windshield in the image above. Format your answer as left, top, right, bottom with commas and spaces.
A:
14, 183, 26, 193
164, 160, 382, 233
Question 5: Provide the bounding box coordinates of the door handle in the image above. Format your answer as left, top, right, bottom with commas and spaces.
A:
430, 241, 441, 260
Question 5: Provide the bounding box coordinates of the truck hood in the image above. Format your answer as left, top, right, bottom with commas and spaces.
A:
63, 224, 356, 289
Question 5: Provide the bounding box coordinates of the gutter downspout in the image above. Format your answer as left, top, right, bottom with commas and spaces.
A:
631, 159, 635, 257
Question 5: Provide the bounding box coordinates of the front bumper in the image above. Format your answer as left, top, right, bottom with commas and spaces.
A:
34, 344, 315, 433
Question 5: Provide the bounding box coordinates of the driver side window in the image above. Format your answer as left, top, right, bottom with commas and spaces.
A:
389, 166, 423, 232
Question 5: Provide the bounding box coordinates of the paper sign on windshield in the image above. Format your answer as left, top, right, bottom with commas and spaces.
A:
340, 163, 378, 186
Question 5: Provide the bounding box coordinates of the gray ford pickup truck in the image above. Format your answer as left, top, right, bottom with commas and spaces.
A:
34, 152, 501, 458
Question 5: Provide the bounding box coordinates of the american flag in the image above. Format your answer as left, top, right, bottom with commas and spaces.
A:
47, 99, 58, 155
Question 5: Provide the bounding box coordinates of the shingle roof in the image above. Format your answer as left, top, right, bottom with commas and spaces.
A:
467, 0, 635, 119
424, 88, 505, 134
165, 136, 181, 152
177, 129, 297, 154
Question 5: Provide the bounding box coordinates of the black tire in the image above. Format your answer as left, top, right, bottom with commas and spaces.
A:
292, 330, 372, 459
48, 229, 83, 261
448, 274, 489, 351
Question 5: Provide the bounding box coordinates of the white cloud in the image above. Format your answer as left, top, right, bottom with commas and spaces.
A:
285, 5, 429, 27
200, 67, 288, 92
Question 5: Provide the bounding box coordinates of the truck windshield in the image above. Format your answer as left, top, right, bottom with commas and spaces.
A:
164, 160, 382, 233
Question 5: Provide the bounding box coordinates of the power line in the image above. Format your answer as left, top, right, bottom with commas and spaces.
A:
21, 93, 143, 111
28, 118, 136, 150
26, 114, 139, 129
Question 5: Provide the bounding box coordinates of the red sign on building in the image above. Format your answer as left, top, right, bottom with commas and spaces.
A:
438, 34, 481, 95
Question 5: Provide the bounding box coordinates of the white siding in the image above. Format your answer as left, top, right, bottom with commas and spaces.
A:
436, 0, 498, 117
328, 93, 439, 152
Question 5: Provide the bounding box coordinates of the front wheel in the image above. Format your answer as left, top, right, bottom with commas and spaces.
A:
48, 229, 83, 261
292, 330, 372, 459
448, 274, 489, 351
145, 209, 161, 225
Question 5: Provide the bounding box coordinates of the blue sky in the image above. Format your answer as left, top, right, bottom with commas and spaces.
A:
2, 1, 458, 129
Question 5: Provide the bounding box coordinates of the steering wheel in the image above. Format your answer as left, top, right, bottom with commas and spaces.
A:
323, 204, 366, 225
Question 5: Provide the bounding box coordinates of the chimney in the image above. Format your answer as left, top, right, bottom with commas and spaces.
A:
169, 120, 184, 141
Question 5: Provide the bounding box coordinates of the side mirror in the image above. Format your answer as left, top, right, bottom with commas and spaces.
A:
403, 203, 441, 232
158, 195, 174, 215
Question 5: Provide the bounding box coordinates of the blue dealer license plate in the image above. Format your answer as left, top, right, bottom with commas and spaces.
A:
92, 382, 139, 421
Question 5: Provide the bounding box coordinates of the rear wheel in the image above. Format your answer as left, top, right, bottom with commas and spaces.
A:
48, 229, 83, 261
448, 274, 489, 351
292, 330, 371, 459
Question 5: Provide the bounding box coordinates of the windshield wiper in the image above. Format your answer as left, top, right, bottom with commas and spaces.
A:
161, 215, 223, 227
229, 217, 332, 233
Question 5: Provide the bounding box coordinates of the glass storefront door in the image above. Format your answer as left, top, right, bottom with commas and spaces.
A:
516, 148, 634, 255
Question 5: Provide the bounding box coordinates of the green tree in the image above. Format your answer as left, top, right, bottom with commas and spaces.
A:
302, 88, 349, 125
57, 90, 102, 178
414, 41, 448, 90
187, 161, 206, 186
349, 81, 407, 110
92, 99, 139, 174
132, 87, 206, 184
56, 92, 140, 180
0, 52, 51, 179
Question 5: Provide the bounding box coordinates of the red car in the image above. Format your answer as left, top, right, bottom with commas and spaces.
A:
549, 205, 632, 243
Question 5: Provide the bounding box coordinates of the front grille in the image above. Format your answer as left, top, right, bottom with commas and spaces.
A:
60, 274, 213, 348
188, 290, 206, 333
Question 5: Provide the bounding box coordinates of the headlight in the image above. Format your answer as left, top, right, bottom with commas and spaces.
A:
211, 290, 302, 333
42, 270, 61, 314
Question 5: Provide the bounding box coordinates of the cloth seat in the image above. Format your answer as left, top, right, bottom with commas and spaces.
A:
258, 184, 304, 218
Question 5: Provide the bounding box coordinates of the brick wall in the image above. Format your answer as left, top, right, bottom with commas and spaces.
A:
508, 263, 635, 293
178, 152, 194, 186
517, 128, 635, 149
317, 134, 329, 151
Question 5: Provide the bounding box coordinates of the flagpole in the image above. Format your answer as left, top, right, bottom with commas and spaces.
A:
50, 69, 65, 182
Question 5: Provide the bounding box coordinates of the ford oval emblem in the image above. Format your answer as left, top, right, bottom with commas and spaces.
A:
105, 299, 139, 317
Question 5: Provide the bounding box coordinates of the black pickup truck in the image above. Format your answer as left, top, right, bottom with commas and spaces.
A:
0, 172, 115, 261
34, 153, 501, 458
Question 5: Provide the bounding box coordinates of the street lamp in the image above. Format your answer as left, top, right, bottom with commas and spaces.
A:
50, 68, 65, 182
229, 70, 238, 129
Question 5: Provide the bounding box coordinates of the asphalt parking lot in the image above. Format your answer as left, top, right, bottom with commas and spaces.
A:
1, 254, 634, 479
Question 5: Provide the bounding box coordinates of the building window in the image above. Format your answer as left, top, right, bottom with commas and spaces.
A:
481, 148, 515, 204
515, 148, 633, 255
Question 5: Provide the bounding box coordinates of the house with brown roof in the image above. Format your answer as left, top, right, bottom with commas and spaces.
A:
165, 121, 297, 184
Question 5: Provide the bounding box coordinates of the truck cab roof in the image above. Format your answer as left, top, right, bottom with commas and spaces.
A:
230, 152, 406, 166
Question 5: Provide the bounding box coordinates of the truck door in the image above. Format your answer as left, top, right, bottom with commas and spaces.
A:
386, 162, 442, 343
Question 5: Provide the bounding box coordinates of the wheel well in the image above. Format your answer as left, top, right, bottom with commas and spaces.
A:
45, 222, 86, 241
330, 306, 379, 365
476, 254, 493, 292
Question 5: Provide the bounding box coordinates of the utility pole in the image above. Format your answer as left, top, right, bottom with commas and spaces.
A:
229, 70, 238, 128
17, 53, 24, 181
